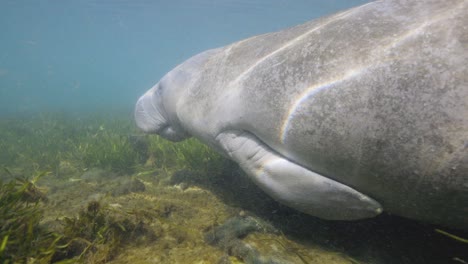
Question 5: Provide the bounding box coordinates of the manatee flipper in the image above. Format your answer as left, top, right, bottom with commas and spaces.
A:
216, 130, 382, 220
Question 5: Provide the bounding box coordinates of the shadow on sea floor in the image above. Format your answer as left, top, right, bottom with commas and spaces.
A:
172, 160, 468, 264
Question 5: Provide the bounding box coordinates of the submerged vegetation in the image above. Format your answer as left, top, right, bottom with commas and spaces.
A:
0, 171, 156, 263
1, 111, 467, 263
0, 111, 228, 263
0, 170, 57, 263
55, 199, 157, 263
0, 111, 224, 176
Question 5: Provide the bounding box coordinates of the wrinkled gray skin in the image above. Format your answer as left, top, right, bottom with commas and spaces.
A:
136, 0, 468, 229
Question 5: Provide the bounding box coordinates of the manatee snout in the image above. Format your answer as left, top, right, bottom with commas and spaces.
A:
135, 91, 162, 134
135, 88, 189, 142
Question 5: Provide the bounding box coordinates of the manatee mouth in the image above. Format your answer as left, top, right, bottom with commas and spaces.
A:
135, 102, 162, 133
135, 89, 168, 134
158, 125, 189, 142
135, 85, 189, 141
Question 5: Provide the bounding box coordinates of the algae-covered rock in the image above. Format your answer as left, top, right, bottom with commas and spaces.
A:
81, 168, 111, 182
56, 200, 157, 262
205, 216, 282, 264
205, 216, 274, 245
112, 178, 146, 196
170, 169, 200, 186
58, 160, 79, 177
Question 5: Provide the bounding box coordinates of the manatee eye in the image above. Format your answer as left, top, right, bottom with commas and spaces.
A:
157, 77, 169, 93
155, 83, 164, 96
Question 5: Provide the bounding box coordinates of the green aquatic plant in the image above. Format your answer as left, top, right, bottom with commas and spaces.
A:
434, 229, 468, 264
0, 167, 158, 263
78, 131, 142, 174
435, 229, 468, 243
146, 135, 226, 174
0, 111, 142, 175
0, 170, 60, 263
174, 138, 226, 173
0, 111, 227, 177
0, 112, 84, 174
57, 200, 157, 262
61, 112, 144, 174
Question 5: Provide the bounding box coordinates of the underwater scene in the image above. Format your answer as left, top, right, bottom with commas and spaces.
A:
1, 1, 467, 264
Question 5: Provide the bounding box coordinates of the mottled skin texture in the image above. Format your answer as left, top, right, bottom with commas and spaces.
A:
136, 0, 468, 228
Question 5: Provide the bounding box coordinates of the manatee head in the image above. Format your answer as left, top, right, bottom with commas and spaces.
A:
135, 79, 189, 142
135, 48, 220, 141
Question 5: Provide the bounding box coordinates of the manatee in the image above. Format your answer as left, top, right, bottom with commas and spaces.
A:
135, 0, 468, 229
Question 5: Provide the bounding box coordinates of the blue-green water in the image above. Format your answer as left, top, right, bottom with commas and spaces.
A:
0, 0, 369, 114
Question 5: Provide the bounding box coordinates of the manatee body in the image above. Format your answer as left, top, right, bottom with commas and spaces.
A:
135, 0, 468, 229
